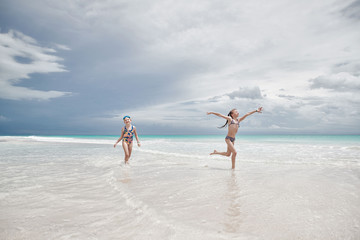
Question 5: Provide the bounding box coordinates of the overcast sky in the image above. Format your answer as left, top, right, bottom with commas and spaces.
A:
0, 0, 359, 135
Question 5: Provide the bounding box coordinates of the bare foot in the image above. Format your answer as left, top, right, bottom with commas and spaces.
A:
210, 150, 217, 155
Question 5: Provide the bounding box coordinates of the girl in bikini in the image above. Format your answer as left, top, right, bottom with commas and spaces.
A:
207, 107, 262, 169
114, 116, 141, 164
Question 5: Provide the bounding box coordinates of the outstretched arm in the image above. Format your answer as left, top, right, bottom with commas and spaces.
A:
114, 128, 124, 148
207, 111, 232, 121
238, 107, 263, 122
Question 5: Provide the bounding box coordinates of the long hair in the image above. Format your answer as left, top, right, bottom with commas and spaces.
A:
218, 109, 236, 128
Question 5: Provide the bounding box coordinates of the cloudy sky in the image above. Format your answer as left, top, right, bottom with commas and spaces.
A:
0, 0, 359, 135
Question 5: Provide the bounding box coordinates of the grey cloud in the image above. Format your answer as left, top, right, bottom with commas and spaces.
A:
54, 44, 71, 51
0, 115, 9, 122
309, 73, 360, 92
332, 61, 360, 75
341, 0, 360, 20
1, 0, 360, 135
207, 96, 223, 102
180, 101, 200, 106
226, 87, 263, 99
206, 87, 263, 103
278, 94, 296, 100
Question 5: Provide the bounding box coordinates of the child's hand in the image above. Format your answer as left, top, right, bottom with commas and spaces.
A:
207, 112, 212, 115
257, 107, 263, 113
137, 142, 141, 147
114, 143, 117, 148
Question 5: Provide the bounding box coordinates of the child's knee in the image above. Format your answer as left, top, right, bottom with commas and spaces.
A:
232, 151, 237, 156
226, 152, 231, 157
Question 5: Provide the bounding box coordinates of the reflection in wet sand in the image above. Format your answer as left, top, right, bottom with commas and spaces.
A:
119, 165, 132, 183
223, 171, 242, 233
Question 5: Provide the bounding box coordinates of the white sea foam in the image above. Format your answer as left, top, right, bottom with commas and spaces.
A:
0, 135, 114, 145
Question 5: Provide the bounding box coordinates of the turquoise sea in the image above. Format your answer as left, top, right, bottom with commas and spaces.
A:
1, 134, 359, 239
12, 134, 360, 145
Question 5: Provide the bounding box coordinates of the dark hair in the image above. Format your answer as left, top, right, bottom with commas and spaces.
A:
218, 109, 236, 128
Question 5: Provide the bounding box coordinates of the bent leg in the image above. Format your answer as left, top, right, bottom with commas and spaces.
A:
210, 147, 231, 157
210, 139, 235, 157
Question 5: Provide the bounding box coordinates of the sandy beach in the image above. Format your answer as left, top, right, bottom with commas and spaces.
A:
1, 135, 359, 239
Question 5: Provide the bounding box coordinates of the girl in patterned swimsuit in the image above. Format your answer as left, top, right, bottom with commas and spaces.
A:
114, 116, 141, 164
207, 107, 262, 169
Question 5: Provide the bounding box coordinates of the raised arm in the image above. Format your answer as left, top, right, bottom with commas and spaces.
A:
114, 127, 124, 148
207, 111, 232, 121
238, 107, 263, 122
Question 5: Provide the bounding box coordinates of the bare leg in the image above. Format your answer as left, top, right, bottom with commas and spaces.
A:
122, 141, 133, 164
210, 139, 237, 169
231, 151, 237, 169
210, 144, 231, 157
128, 142, 133, 160
226, 141, 237, 169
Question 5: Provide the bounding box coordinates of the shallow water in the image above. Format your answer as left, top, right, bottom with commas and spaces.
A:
1, 135, 359, 239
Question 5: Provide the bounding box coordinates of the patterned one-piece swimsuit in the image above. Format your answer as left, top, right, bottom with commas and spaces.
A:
123, 125, 134, 145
